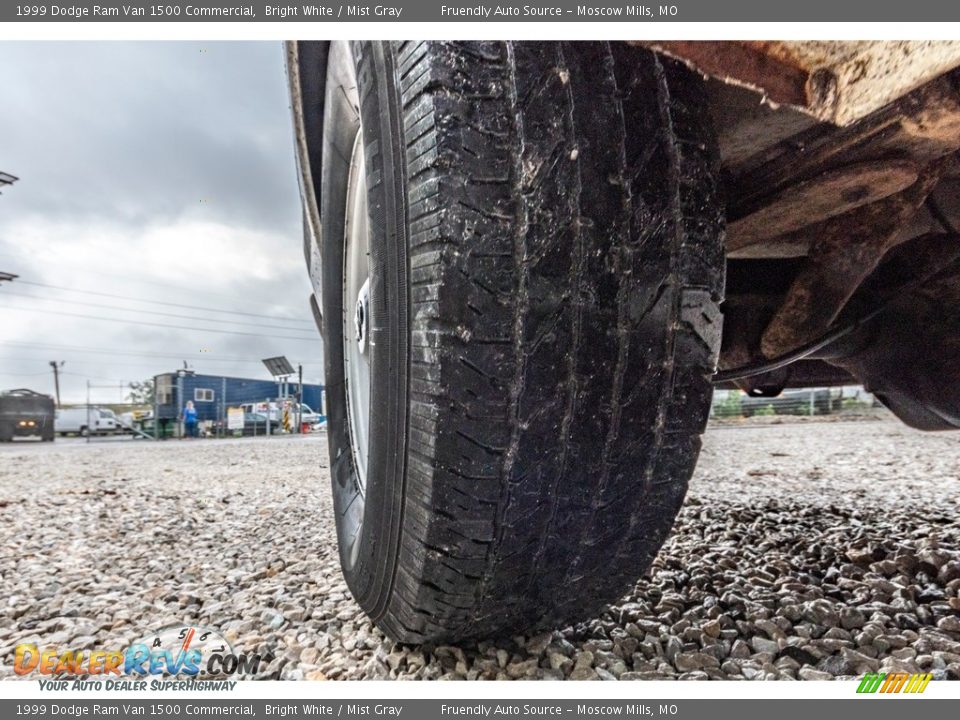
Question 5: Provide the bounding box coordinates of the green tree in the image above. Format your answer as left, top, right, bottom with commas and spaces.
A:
754, 403, 776, 417
126, 380, 155, 405
713, 392, 743, 418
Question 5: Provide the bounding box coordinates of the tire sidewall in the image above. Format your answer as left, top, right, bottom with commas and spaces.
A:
319, 41, 409, 616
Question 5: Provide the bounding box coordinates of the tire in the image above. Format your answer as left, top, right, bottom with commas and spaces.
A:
311, 41, 724, 642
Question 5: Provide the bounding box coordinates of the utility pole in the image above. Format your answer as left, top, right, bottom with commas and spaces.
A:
297, 364, 303, 433
176, 369, 185, 439
153, 377, 160, 441
49, 361, 65, 408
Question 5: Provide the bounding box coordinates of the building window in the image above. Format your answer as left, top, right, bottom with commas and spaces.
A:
195, 388, 215, 402
155, 375, 173, 405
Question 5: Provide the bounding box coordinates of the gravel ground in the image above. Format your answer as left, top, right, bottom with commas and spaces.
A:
1, 421, 958, 681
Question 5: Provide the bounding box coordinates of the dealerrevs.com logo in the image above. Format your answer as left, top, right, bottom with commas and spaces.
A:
14, 624, 271, 690
857, 672, 933, 694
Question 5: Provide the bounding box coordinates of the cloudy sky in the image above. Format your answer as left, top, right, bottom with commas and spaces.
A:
0, 42, 323, 403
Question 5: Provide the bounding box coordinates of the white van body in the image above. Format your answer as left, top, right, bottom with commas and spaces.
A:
55, 407, 122, 435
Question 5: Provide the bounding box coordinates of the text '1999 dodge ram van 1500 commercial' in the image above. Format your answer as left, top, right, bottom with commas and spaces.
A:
287, 41, 960, 642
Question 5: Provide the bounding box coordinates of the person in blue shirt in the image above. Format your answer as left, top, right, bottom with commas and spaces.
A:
183, 400, 199, 438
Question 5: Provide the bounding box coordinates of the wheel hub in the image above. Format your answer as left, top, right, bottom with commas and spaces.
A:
355, 278, 369, 354
343, 131, 371, 494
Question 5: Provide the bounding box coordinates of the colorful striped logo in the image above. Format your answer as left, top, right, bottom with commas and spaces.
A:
857, 672, 932, 694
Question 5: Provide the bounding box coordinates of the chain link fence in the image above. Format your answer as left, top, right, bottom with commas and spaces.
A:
710, 386, 889, 422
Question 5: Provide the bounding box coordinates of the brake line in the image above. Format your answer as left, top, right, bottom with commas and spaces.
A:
713, 235, 960, 385
714, 196, 960, 386
712, 306, 886, 384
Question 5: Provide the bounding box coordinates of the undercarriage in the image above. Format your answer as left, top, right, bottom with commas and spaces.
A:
650, 41, 960, 429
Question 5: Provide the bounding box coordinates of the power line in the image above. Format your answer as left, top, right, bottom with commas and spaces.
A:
0, 289, 318, 333
0, 361, 324, 387
0, 249, 298, 308
0, 353, 321, 370
14, 280, 314, 324
1, 361, 324, 386
0, 366, 324, 386
61, 371, 128, 382
0, 302, 324, 342
0, 340, 323, 364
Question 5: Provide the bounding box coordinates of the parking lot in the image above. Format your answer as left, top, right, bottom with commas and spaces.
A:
1, 420, 958, 681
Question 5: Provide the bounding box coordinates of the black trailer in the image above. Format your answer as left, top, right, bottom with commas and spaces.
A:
0, 389, 55, 442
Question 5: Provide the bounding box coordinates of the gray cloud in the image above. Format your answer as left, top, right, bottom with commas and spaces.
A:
4, 42, 301, 233
0, 41, 324, 403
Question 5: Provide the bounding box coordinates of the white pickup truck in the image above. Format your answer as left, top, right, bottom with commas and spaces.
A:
240, 401, 321, 429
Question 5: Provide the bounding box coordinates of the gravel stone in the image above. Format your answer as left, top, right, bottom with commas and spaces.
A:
839, 608, 867, 630
1, 421, 958, 680
526, 632, 553, 655
938, 616, 960, 634
750, 637, 780, 656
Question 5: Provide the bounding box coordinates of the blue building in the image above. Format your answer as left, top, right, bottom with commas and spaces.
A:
154, 371, 324, 423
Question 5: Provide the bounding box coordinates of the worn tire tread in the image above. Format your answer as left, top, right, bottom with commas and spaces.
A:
364, 40, 724, 642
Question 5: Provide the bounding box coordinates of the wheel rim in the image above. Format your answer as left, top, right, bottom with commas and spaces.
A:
343, 130, 371, 494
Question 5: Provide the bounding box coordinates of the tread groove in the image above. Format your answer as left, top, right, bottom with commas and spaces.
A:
324, 41, 725, 642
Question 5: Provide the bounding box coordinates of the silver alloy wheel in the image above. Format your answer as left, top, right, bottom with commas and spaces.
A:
343, 130, 371, 493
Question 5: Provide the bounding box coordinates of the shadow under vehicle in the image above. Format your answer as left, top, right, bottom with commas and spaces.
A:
288, 40, 960, 642
0, 388, 55, 442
